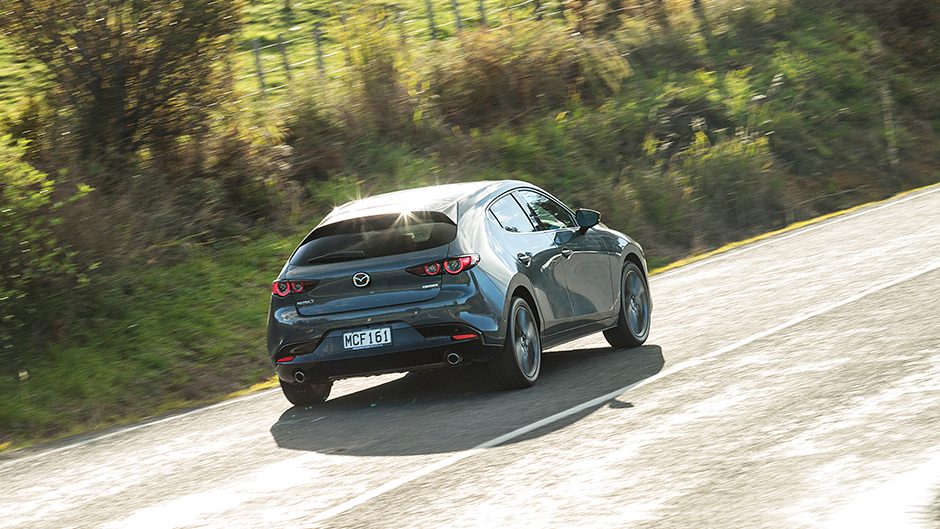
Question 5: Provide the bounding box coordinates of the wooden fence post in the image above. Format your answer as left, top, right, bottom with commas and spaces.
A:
506, 0, 514, 30
251, 39, 266, 94
313, 22, 325, 74
425, 0, 438, 39
451, 0, 463, 31
277, 34, 292, 83
478, 0, 486, 27
340, 13, 353, 68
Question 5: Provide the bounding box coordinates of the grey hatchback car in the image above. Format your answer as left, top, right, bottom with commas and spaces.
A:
268, 180, 651, 405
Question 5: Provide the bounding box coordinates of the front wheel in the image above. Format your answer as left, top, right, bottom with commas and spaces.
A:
491, 297, 542, 389
603, 262, 651, 349
279, 378, 332, 406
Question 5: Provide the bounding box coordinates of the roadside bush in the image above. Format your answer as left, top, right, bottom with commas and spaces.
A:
679, 131, 783, 235
430, 23, 629, 129
627, 130, 783, 247
0, 0, 241, 183
283, 98, 347, 184
343, 9, 414, 139
0, 137, 88, 377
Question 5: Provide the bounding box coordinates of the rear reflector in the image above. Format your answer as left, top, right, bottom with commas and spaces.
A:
276, 355, 295, 363
451, 333, 478, 341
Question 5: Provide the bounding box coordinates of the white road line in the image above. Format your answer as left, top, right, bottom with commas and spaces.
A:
3, 184, 937, 466
653, 184, 940, 280
303, 260, 940, 527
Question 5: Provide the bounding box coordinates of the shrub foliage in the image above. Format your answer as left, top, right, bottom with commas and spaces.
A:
0, 138, 87, 376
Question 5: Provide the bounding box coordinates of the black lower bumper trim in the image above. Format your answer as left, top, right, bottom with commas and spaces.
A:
276, 341, 498, 382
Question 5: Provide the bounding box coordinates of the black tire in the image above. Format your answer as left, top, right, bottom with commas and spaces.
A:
603, 262, 651, 349
279, 378, 332, 406
491, 297, 541, 389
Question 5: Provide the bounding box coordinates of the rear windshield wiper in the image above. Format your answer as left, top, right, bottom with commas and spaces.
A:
307, 250, 365, 264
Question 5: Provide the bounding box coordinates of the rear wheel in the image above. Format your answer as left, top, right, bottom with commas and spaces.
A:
279, 378, 332, 406
603, 262, 651, 349
492, 297, 541, 389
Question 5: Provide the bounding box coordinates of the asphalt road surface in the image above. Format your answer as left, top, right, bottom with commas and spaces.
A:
2, 186, 939, 529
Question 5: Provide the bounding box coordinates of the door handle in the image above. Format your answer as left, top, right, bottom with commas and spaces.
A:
560, 247, 573, 258
517, 252, 532, 266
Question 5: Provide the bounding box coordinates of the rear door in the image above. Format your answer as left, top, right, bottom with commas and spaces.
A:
285, 212, 456, 317
488, 192, 574, 334
515, 190, 615, 321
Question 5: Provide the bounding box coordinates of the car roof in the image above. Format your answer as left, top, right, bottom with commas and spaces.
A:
316, 180, 529, 228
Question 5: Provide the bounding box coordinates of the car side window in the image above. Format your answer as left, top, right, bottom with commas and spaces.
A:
516, 190, 577, 231
489, 195, 536, 233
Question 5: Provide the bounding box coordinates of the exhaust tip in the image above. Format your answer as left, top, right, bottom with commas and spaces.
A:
293, 370, 306, 384
446, 352, 462, 366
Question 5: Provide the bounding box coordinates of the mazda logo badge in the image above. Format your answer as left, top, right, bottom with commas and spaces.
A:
352, 272, 371, 288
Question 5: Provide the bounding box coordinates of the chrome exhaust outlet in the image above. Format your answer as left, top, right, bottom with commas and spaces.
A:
446, 352, 462, 366
293, 370, 306, 384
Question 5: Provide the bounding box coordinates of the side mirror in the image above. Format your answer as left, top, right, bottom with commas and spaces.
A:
575, 209, 601, 233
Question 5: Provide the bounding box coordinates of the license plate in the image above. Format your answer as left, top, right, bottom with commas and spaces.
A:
342, 327, 392, 350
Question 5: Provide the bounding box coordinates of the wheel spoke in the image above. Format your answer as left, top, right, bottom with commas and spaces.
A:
517, 309, 529, 332
628, 306, 639, 332
628, 272, 641, 294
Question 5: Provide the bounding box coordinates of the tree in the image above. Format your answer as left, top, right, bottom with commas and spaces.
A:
0, 0, 242, 186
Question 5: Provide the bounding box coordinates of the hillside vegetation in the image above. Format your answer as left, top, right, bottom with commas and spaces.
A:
1, 0, 939, 449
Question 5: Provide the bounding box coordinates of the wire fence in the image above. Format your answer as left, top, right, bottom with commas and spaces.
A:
232, 0, 652, 101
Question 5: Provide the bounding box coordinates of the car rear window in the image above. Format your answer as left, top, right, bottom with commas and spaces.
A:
291, 211, 457, 265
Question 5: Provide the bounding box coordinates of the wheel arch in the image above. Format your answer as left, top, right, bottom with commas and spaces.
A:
498, 275, 544, 340
624, 251, 647, 278
510, 285, 542, 333
619, 247, 652, 312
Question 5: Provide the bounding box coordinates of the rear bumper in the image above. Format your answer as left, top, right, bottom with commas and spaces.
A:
274, 333, 499, 381
268, 270, 504, 356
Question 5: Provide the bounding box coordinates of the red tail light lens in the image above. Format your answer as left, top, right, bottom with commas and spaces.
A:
407, 254, 479, 276
451, 333, 478, 341
424, 262, 442, 276
444, 256, 476, 275
272, 280, 317, 297
272, 281, 291, 297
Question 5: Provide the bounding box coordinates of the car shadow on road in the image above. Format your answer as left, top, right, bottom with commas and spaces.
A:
270, 344, 664, 456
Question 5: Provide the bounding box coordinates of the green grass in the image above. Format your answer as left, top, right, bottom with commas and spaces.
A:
0, 233, 301, 447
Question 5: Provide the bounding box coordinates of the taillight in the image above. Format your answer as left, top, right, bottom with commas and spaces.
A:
272, 280, 317, 297
424, 262, 441, 276
272, 281, 291, 297
444, 256, 474, 274
407, 254, 479, 276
